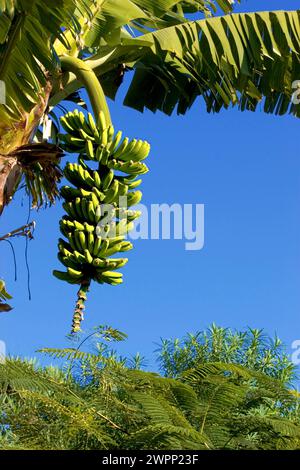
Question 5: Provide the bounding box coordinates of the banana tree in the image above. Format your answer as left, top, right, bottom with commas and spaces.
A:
1, 0, 299, 329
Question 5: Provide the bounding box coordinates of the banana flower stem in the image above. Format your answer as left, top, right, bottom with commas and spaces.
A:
60, 56, 112, 129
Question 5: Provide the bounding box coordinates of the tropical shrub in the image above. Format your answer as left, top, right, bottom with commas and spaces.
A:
0, 325, 299, 450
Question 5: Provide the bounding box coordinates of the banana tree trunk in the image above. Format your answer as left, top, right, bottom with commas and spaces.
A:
0, 155, 21, 214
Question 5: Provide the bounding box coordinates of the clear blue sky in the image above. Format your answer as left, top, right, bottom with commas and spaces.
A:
1, 1, 300, 368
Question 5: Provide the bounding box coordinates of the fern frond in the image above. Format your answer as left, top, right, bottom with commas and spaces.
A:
126, 423, 212, 450
38, 348, 98, 362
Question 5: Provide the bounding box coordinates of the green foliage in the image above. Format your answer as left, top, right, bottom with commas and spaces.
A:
2, 1, 299, 210
0, 0, 242, 125
123, 10, 300, 116
38, 1, 299, 123
157, 324, 296, 384
0, 0, 91, 122
0, 325, 300, 450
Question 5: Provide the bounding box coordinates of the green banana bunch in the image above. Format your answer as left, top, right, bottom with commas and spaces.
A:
55, 109, 150, 333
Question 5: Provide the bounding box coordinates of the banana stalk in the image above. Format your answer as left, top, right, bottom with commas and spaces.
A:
60, 56, 112, 131
72, 281, 91, 333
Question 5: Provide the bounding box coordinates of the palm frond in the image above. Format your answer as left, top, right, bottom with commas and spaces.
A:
18, 389, 117, 449
0, 358, 69, 393
1, 355, 300, 450
0, 0, 91, 123
51, 9, 300, 120
38, 347, 98, 361
121, 10, 300, 116
126, 422, 211, 449
50, 0, 241, 106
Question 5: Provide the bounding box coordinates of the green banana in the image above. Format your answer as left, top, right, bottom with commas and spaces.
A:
107, 125, 115, 143
117, 138, 138, 161
58, 253, 80, 271
67, 267, 84, 280
104, 179, 119, 204
100, 148, 110, 166
113, 137, 129, 159
83, 222, 95, 233
127, 190, 142, 207
87, 231, 94, 254
64, 113, 80, 132
56, 108, 150, 332
95, 145, 104, 162
98, 271, 123, 286
62, 202, 77, 220
126, 210, 142, 222
80, 198, 89, 221
60, 116, 78, 136
97, 110, 107, 133
90, 192, 100, 210
102, 169, 114, 190
79, 128, 94, 141
92, 258, 108, 268
116, 219, 134, 236
95, 205, 102, 224
87, 200, 96, 223
91, 235, 101, 256
84, 249, 93, 265
103, 243, 123, 258
73, 230, 86, 252
67, 232, 77, 252
107, 159, 148, 176
119, 241, 133, 252
127, 179, 142, 190
109, 130, 122, 154
117, 181, 128, 197
60, 186, 81, 200
108, 258, 128, 269
74, 197, 84, 219
73, 250, 86, 264
97, 238, 110, 257
61, 219, 85, 232
87, 112, 99, 139
53, 270, 79, 284
93, 170, 101, 189
92, 187, 105, 202
85, 140, 95, 160
58, 238, 73, 253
